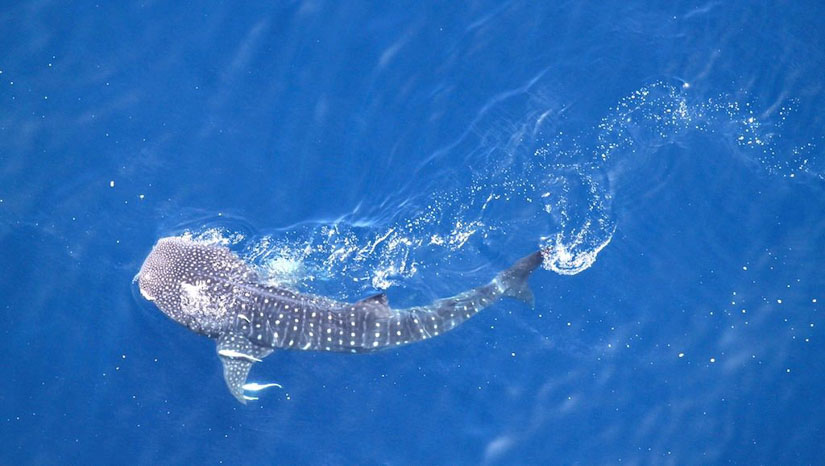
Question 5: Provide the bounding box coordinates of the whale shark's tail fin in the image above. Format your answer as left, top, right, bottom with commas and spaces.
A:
495, 250, 544, 308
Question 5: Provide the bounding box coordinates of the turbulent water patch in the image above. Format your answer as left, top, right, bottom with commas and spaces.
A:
177, 81, 817, 299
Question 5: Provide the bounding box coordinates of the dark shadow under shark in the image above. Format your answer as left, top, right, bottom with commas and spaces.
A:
135, 237, 543, 403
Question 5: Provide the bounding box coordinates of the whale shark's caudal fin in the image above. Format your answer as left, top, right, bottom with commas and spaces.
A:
495, 251, 544, 308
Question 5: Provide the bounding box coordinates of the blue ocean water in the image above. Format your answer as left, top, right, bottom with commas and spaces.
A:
2, 1, 824, 464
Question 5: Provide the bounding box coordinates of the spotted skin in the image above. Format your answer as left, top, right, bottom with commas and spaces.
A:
136, 237, 542, 403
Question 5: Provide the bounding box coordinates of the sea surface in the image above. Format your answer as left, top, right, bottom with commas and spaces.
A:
2, 1, 824, 464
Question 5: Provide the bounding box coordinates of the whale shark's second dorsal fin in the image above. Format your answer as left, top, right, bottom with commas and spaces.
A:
217, 332, 273, 404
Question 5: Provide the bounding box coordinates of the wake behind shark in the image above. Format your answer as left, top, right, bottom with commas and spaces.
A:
135, 237, 543, 403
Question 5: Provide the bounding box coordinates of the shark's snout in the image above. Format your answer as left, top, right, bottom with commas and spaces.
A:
137, 272, 156, 301
135, 246, 165, 302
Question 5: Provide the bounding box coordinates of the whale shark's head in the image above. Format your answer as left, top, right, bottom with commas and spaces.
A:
135, 237, 185, 304
136, 237, 252, 335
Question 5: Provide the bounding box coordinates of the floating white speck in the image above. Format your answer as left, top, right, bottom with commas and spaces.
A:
678, 353, 684, 358
777, 299, 783, 304
109, 180, 115, 188
709, 357, 716, 363
139, 194, 145, 200
742, 266, 748, 271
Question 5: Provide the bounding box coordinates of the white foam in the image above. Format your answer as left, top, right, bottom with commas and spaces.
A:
542, 228, 614, 275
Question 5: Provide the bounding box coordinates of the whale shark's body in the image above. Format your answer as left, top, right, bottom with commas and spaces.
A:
135, 237, 543, 403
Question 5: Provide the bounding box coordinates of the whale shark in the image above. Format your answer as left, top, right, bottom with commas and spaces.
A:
135, 236, 543, 403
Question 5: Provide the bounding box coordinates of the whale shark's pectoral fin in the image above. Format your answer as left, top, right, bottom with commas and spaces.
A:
216, 332, 273, 404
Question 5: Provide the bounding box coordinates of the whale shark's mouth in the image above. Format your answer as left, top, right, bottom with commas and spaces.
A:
135, 272, 156, 301
139, 286, 155, 301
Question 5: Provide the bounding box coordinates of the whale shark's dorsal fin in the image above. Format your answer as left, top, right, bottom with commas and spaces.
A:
358, 293, 389, 306
217, 332, 273, 403
355, 293, 391, 318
